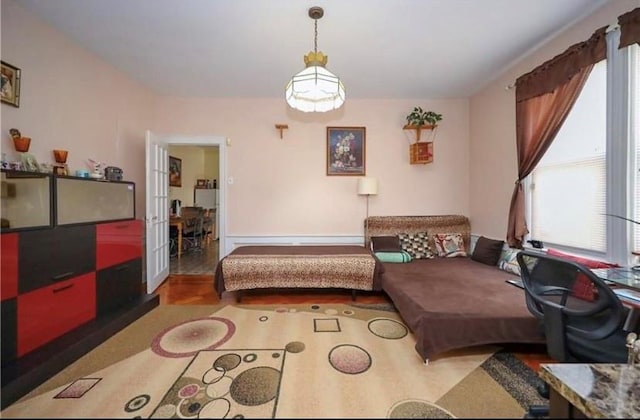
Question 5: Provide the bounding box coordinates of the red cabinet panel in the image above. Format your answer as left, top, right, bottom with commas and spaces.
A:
17, 272, 96, 357
1, 233, 18, 301
96, 220, 142, 270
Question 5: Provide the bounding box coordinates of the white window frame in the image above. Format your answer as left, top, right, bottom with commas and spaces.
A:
524, 27, 636, 266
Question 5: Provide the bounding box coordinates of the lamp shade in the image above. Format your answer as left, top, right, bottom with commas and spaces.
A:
285, 65, 345, 113
357, 177, 378, 195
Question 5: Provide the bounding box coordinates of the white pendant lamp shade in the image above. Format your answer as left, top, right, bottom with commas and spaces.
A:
285, 6, 345, 113
357, 177, 378, 195
285, 64, 345, 113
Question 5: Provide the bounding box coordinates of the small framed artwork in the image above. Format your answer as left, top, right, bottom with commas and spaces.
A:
169, 156, 182, 187
196, 179, 207, 188
326, 126, 366, 176
1, 61, 21, 108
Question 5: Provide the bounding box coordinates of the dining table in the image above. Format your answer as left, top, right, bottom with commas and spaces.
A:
169, 216, 184, 258
169, 213, 213, 258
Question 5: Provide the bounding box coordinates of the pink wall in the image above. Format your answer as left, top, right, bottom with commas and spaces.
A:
469, 0, 638, 241
153, 97, 469, 235
0, 0, 155, 215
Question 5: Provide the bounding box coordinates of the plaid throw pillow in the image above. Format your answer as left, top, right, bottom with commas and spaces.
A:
398, 232, 434, 259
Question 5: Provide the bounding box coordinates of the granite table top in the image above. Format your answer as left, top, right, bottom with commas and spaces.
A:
540, 363, 640, 418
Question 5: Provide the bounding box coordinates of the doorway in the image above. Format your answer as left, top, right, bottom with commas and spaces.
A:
169, 144, 221, 275
145, 132, 227, 294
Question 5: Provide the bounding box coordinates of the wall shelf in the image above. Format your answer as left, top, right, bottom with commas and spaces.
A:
403, 125, 437, 164
403, 124, 436, 142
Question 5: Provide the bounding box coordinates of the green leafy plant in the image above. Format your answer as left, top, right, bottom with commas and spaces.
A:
405, 107, 443, 126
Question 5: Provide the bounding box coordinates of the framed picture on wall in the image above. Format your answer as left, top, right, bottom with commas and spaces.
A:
1, 61, 21, 108
326, 126, 366, 176
169, 156, 182, 187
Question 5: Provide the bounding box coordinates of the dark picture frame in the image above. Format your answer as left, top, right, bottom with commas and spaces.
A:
326, 126, 366, 176
169, 156, 182, 187
1, 61, 21, 108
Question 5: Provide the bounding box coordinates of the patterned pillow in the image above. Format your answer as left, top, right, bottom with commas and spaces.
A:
433, 233, 467, 257
398, 232, 434, 259
498, 248, 521, 275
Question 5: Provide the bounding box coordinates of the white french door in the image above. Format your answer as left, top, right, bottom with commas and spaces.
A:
145, 130, 170, 293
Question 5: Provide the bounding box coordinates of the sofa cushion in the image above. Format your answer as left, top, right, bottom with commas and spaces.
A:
398, 232, 434, 259
433, 233, 467, 257
498, 248, 522, 275
371, 235, 402, 252
471, 236, 505, 266
375, 251, 413, 263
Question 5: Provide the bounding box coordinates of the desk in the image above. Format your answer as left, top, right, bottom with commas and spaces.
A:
169, 217, 183, 258
592, 267, 640, 291
540, 363, 640, 418
593, 268, 640, 331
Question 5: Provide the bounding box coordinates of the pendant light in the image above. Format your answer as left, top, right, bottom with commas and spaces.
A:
285, 6, 345, 113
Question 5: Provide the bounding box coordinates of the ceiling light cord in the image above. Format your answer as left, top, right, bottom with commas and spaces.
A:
314, 18, 318, 54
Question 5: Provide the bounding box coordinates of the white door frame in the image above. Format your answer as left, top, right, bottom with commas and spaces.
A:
166, 135, 228, 260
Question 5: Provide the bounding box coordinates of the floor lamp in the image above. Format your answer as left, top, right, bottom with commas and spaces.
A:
357, 177, 378, 247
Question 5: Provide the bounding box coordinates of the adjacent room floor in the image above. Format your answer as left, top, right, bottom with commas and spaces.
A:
169, 238, 219, 275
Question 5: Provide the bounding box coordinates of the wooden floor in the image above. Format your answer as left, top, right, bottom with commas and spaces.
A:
154, 273, 554, 372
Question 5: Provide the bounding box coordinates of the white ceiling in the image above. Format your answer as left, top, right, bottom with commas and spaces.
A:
16, 0, 612, 99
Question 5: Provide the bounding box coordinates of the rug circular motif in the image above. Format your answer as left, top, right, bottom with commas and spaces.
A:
199, 398, 231, 418
229, 366, 281, 406
368, 318, 408, 340
151, 317, 236, 358
205, 376, 233, 399
328, 344, 372, 374
387, 399, 456, 418
213, 353, 242, 373
124, 394, 150, 412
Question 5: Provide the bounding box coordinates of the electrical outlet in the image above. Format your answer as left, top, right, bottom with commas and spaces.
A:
228, 176, 234, 185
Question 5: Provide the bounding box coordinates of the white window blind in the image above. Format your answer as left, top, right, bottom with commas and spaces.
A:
530, 60, 607, 252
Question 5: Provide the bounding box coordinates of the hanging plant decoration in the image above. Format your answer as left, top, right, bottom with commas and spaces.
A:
405, 107, 443, 127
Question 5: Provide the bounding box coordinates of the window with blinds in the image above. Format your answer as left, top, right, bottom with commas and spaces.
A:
527, 38, 638, 264
530, 60, 607, 252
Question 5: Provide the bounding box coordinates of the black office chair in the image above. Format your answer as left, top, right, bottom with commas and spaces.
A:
516, 249, 629, 418
182, 210, 204, 252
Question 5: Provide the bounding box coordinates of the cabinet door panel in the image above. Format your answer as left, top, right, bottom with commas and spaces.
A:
1, 233, 18, 300
96, 220, 142, 270
17, 272, 96, 357
96, 258, 142, 317
18, 225, 96, 294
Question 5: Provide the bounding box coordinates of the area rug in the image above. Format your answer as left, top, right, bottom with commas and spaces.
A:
1, 303, 546, 418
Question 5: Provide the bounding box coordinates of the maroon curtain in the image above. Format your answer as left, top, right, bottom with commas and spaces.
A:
506, 27, 606, 248
619, 7, 640, 49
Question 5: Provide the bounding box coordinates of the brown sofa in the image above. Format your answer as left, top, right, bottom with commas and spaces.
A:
366, 215, 545, 362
